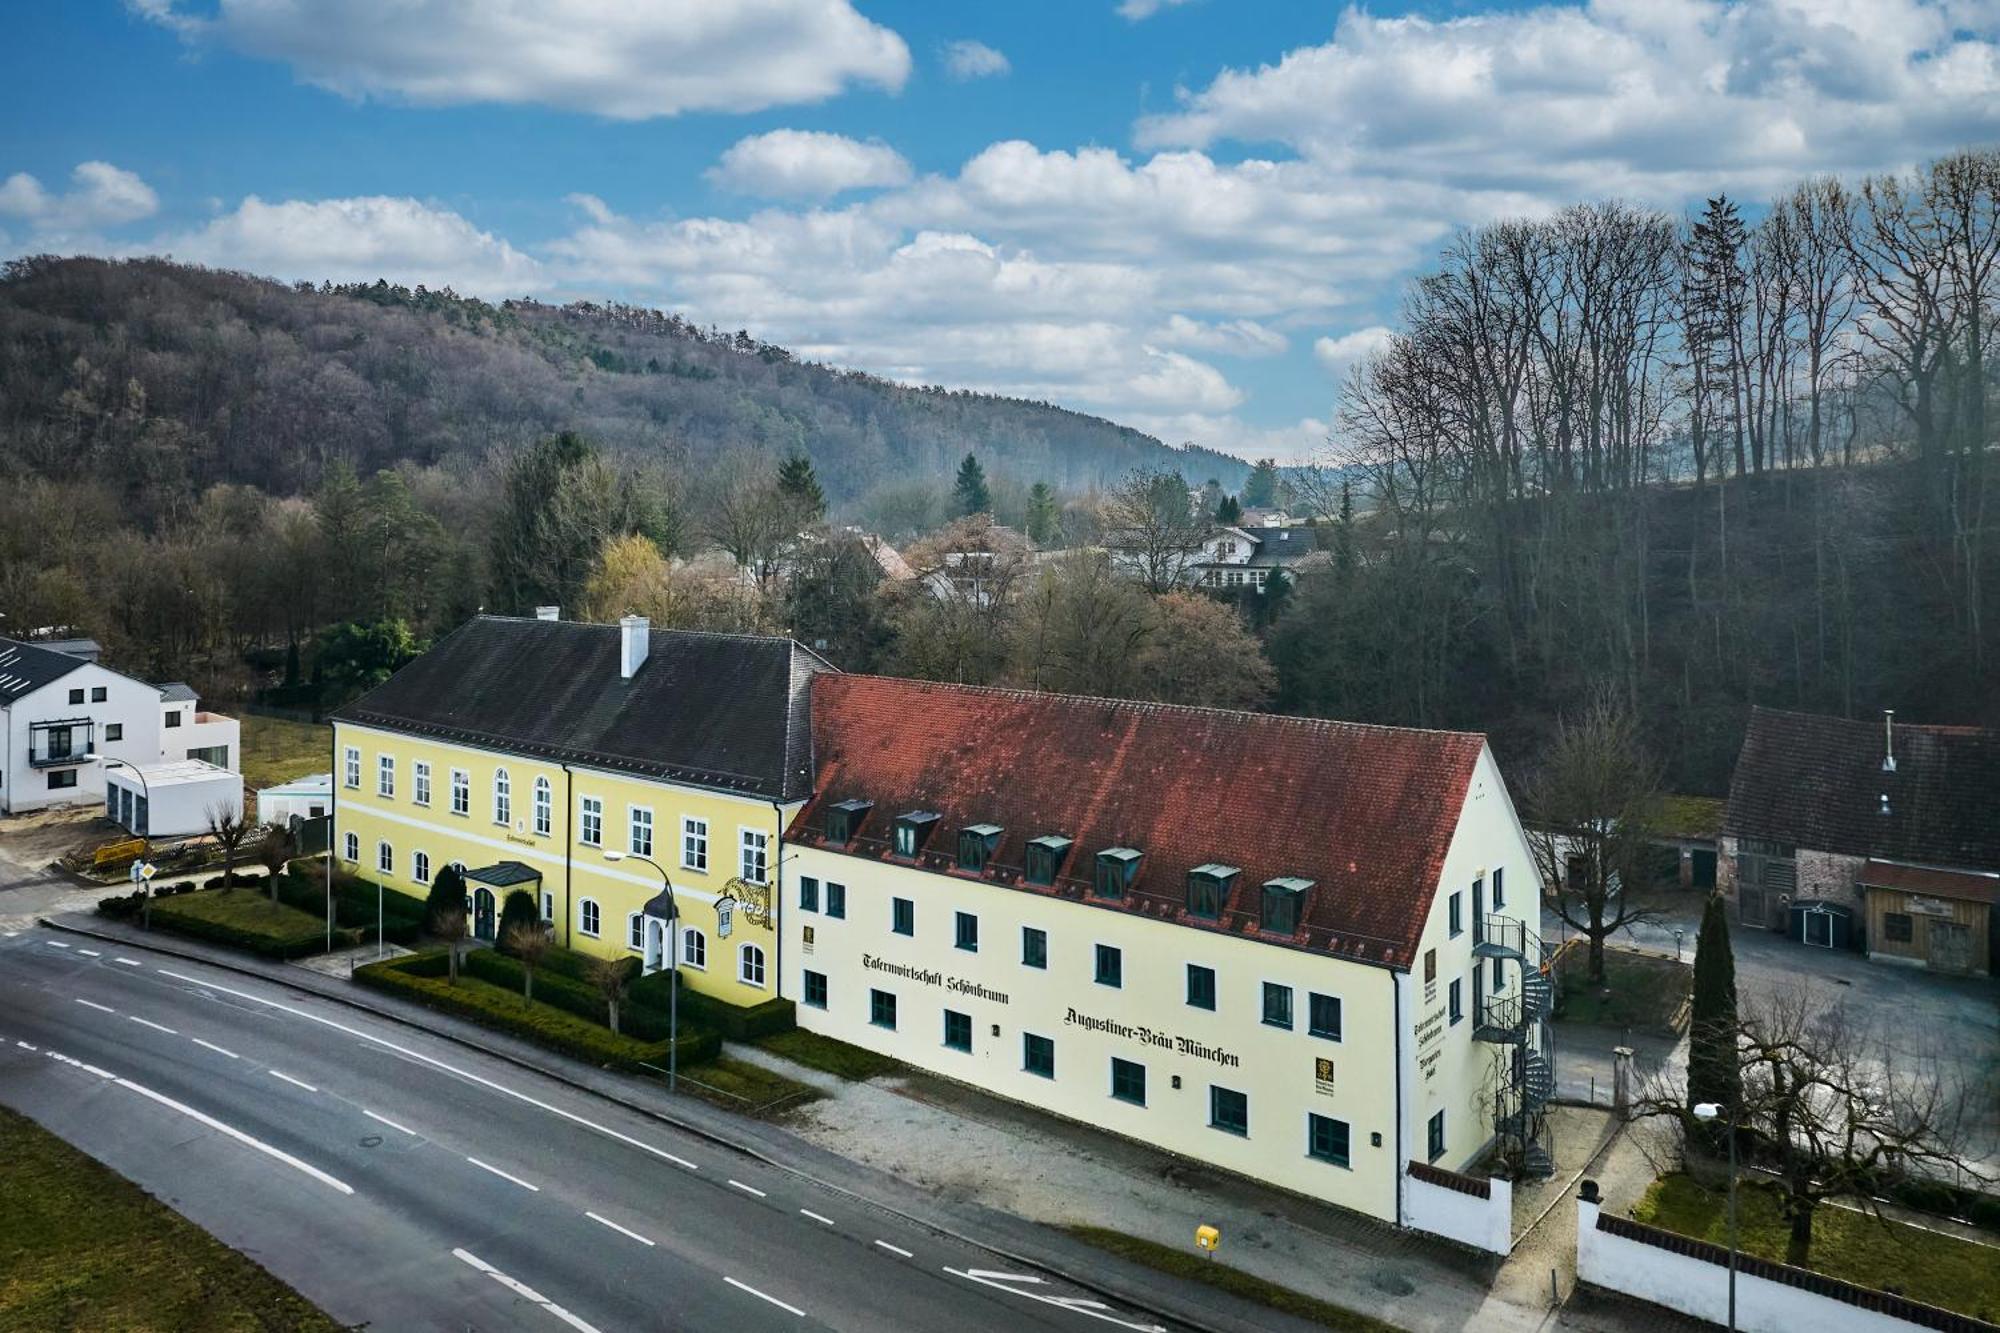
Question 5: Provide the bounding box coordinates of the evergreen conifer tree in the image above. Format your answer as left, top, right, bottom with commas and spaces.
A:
1025, 481, 1059, 545
1242, 458, 1280, 508
952, 453, 992, 516
776, 453, 826, 522
1687, 891, 1740, 1122
1216, 494, 1242, 525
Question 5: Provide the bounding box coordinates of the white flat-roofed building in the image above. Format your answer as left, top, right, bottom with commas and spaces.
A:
782, 674, 1555, 1229
104, 758, 243, 838
256, 772, 333, 826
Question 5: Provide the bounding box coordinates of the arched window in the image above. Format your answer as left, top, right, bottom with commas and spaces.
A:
578, 898, 601, 937
682, 928, 707, 969
494, 768, 512, 825
413, 851, 431, 884
343, 831, 359, 862
739, 943, 766, 988
626, 912, 644, 950
377, 840, 394, 875
533, 776, 553, 837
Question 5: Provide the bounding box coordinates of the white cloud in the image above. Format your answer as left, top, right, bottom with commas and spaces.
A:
942, 39, 1011, 80
131, 0, 911, 119
161, 195, 546, 295
1313, 326, 1394, 379
708, 130, 913, 199
1117, 0, 1200, 21
1153, 314, 1288, 357
1125, 412, 1329, 465
0, 161, 159, 232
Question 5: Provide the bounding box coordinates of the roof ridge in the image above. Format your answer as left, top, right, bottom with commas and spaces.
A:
1751, 703, 1995, 740
475, 613, 809, 652
829, 672, 1487, 744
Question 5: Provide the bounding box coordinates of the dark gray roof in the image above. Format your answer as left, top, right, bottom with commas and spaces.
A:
158, 682, 198, 703
0, 637, 86, 705
466, 861, 541, 887
334, 616, 834, 801
1245, 525, 1329, 567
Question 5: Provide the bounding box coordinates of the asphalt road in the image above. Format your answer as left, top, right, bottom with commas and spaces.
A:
0, 926, 1182, 1333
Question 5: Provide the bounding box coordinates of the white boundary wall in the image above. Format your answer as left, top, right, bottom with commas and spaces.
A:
1403, 1163, 1511, 1254
1577, 1190, 1994, 1333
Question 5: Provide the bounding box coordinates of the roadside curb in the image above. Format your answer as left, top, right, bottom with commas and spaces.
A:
36, 915, 1311, 1333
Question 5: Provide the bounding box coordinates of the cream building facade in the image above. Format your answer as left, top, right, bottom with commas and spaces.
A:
783, 675, 1554, 1223
331, 613, 828, 1008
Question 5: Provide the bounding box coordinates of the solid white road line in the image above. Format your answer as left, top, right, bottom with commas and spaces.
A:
727, 1179, 766, 1198
114, 1075, 354, 1195
362, 1108, 416, 1136
46, 1049, 115, 1079
946, 1268, 1165, 1333
584, 1211, 655, 1246
74, 998, 115, 1013
724, 1276, 806, 1318
874, 1240, 914, 1258
77, 949, 100, 957
964, 1270, 1043, 1283
799, 1208, 835, 1226
114, 957, 142, 966
128, 1016, 177, 1035
453, 1248, 603, 1333
269, 1070, 319, 1093
466, 1157, 540, 1192
155, 969, 702, 1171
192, 1038, 240, 1059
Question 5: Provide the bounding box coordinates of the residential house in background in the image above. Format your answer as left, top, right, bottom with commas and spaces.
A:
910, 519, 1035, 608
1184, 523, 1331, 593
782, 673, 1553, 1226
0, 636, 240, 822
331, 614, 831, 1010
1722, 707, 1998, 975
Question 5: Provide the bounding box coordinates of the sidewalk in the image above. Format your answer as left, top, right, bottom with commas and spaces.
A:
48, 909, 1695, 1333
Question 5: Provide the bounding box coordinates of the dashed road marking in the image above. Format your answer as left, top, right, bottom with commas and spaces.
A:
724, 1276, 805, 1318
453, 1249, 602, 1333
128, 1016, 177, 1035
363, 1108, 416, 1135
45, 941, 69, 949
799, 1208, 835, 1226
76, 949, 100, 957
727, 1179, 766, 1198
192, 1038, 239, 1059
114, 957, 142, 966
585, 1211, 655, 1246
269, 1070, 318, 1093
874, 1240, 914, 1258
74, 998, 115, 1013
946, 1268, 1165, 1331
466, 1157, 539, 1192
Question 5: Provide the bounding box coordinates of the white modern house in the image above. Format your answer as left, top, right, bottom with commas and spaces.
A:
105, 758, 244, 838
255, 772, 332, 825
0, 636, 241, 821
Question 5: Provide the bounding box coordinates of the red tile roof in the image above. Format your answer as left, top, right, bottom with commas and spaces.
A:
792, 675, 1488, 970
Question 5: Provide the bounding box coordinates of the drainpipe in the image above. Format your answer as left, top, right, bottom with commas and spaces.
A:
561, 763, 574, 948
770, 797, 785, 1000
1392, 966, 1406, 1227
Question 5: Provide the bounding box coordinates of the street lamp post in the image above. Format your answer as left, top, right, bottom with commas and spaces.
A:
603, 850, 678, 1093
1693, 1100, 1738, 1332
100, 758, 153, 929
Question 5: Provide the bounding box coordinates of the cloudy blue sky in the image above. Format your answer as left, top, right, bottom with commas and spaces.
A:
4, 1, 1999, 461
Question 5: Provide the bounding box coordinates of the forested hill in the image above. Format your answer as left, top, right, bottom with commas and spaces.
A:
0, 256, 1246, 506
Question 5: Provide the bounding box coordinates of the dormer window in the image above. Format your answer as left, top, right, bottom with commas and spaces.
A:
957, 824, 1003, 872
825, 798, 873, 846
1095, 847, 1142, 899
1261, 877, 1314, 934
892, 811, 941, 859
1025, 835, 1072, 886
1186, 864, 1239, 919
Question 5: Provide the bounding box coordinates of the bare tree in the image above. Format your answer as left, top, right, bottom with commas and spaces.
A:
1008, 551, 1156, 698
703, 451, 794, 594
502, 922, 550, 1005
255, 822, 296, 904
1524, 688, 1663, 985
434, 906, 468, 984
205, 802, 259, 893
586, 953, 630, 1036
1100, 466, 1210, 594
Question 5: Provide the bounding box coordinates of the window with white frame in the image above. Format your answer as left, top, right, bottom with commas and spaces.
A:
739, 943, 766, 987
579, 796, 602, 845
539, 889, 554, 923
343, 831, 359, 862
494, 769, 511, 825
450, 769, 469, 816
683, 817, 708, 872
740, 828, 769, 885
683, 928, 707, 969
413, 760, 431, 806
344, 747, 361, 788
578, 899, 601, 937
377, 754, 395, 798
626, 912, 645, 950
533, 776, 552, 836
377, 840, 393, 875
629, 806, 653, 857
413, 850, 431, 883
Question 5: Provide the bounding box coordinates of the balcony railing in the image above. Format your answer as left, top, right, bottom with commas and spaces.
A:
28, 723, 94, 768
1473, 993, 1525, 1043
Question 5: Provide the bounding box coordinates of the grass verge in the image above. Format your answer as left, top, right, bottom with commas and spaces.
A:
1554, 948, 1691, 1036
752, 1028, 902, 1081
1063, 1226, 1400, 1332
236, 714, 331, 816
0, 1105, 339, 1332
679, 1056, 821, 1116
1633, 1173, 2000, 1323
149, 887, 345, 959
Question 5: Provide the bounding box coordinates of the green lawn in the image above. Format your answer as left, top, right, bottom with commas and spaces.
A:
753, 1028, 902, 1081
236, 714, 331, 816
1555, 948, 1690, 1036
1633, 1173, 2000, 1323
0, 1105, 339, 1332
1063, 1226, 1399, 1332
148, 887, 337, 958
681, 1056, 821, 1115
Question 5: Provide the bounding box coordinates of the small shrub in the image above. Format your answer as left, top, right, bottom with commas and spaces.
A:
96, 890, 146, 919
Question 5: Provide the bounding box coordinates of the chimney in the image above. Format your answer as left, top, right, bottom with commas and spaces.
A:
536, 605, 560, 622
1882, 708, 1897, 773
619, 615, 650, 679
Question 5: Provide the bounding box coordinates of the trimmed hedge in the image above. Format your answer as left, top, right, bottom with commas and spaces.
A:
149, 895, 356, 960
466, 941, 797, 1041
269, 867, 426, 946
353, 953, 718, 1070
461, 948, 691, 1045
640, 976, 796, 1041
